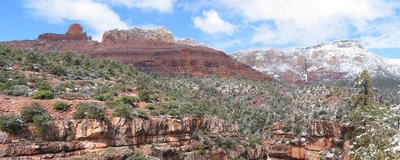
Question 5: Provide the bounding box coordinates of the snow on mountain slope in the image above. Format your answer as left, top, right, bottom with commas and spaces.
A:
233, 40, 400, 83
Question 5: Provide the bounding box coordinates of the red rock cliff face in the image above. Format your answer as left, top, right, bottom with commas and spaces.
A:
0, 116, 268, 159
1, 24, 270, 81
37, 24, 91, 41
266, 121, 347, 160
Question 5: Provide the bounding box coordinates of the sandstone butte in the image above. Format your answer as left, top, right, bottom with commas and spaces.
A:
0, 24, 271, 81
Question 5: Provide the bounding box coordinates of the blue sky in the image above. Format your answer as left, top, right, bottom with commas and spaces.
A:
1, 0, 400, 59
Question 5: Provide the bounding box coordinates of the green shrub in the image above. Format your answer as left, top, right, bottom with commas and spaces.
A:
222, 137, 237, 149
113, 95, 139, 106
139, 90, 151, 102
48, 64, 66, 76
134, 110, 148, 120
34, 79, 53, 90
73, 103, 105, 121
5, 85, 30, 96
112, 104, 133, 118
32, 114, 52, 136
216, 136, 237, 149
145, 104, 155, 110
32, 89, 54, 99
0, 114, 24, 134
93, 86, 116, 101
61, 81, 75, 89
196, 145, 206, 155
0, 82, 5, 91
20, 102, 48, 123
149, 110, 158, 116
53, 101, 69, 111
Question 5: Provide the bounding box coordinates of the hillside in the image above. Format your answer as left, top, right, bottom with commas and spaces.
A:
234, 40, 400, 79
233, 40, 400, 97
0, 45, 358, 159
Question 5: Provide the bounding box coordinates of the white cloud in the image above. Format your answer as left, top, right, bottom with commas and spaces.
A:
25, 0, 129, 41
193, 10, 235, 35
360, 20, 400, 48
106, 0, 175, 13
220, 0, 400, 47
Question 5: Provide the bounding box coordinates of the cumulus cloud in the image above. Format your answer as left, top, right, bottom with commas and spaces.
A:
25, 0, 129, 41
106, 0, 176, 13
193, 10, 235, 35
220, 0, 400, 47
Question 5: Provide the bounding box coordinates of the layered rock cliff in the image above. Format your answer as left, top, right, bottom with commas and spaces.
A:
266, 121, 348, 160
0, 24, 270, 81
0, 102, 268, 159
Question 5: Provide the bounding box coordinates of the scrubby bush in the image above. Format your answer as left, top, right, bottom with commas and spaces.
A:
112, 104, 133, 118
20, 102, 48, 123
73, 103, 105, 121
134, 110, 148, 120
139, 90, 151, 102
113, 95, 139, 106
32, 113, 52, 136
145, 104, 155, 110
48, 63, 66, 76
196, 146, 206, 155
32, 89, 54, 99
216, 136, 237, 149
93, 85, 116, 101
0, 82, 5, 91
4, 85, 30, 96
34, 79, 53, 91
0, 114, 24, 134
53, 101, 69, 111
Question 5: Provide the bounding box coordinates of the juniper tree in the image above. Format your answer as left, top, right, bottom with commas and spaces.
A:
349, 70, 398, 159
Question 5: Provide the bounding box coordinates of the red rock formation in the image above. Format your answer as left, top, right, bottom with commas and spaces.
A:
37, 24, 91, 41
266, 121, 346, 160
66, 23, 84, 35
0, 116, 268, 159
1, 24, 270, 81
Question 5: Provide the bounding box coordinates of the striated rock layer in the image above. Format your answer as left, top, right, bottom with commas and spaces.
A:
266, 121, 349, 160
0, 115, 268, 159
0, 24, 270, 81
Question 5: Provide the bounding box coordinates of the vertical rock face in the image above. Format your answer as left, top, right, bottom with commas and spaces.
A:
37, 24, 91, 41
0, 116, 269, 159
267, 121, 345, 160
66, 23, 84, 35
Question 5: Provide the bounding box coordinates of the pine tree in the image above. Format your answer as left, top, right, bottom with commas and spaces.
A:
349, 70, 398, 159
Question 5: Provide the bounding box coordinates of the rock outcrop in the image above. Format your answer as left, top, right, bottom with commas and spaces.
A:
0, 116, 268, 159
1, 24, 270, 81
266, 121, 346, 160
38, 24, 91, 41
102, 27, 175, 43
175, 38, 202, 46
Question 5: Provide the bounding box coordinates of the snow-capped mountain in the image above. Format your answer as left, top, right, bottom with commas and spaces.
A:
233, 40, 400, 83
